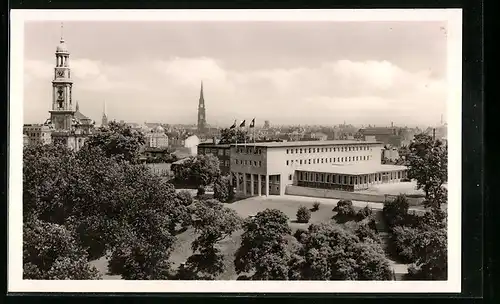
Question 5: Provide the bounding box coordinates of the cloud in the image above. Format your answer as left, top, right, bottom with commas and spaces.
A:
23, 56, 446, 126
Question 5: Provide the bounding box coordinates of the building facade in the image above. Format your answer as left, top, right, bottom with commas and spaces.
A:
23, 124, 53, 146
145, 125, 169, 148
230, 140, 408, 196
197, 143, 231, 175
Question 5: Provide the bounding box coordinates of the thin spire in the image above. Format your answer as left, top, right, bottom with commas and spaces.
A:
60, 22, 64, 42
75, 100, 79, 112
103, 100, 107, 116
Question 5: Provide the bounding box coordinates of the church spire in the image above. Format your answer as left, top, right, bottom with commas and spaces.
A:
60, 22, 64, 42
75, 101, 79, 112
199, 81, 204, 105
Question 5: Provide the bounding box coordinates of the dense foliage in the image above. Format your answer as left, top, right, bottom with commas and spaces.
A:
23, 218, 101, 280
219, 128, 250, 144
383, 194, 410, 228
23, 139, 191, 279
172, 154, 221, 187
289, 223, 392, 280
85, 121, 145, 164
406, 133, 448, 208
234, 209, 292, 280
213, 175, 235, 203
179, 200, 242, 279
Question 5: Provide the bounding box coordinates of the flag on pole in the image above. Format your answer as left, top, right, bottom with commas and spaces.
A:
239, 120, 246, 128
249, 118, 255, 128
230, 120, 236, 129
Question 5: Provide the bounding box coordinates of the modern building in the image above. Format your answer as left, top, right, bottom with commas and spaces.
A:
197, 143, 231, 174
101, 101, 108, 127
230, 140, 408, 196
39, 27, 94, 151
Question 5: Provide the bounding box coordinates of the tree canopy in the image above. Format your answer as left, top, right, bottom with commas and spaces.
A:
85, 121, 145, 164
219, 128, 250, 144
172, 154, 221, 187
289, 223, 392, 280
234, 209, 292, 280
406, 133, 448, 208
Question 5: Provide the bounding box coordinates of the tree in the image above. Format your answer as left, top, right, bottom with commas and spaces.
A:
23, 218, 101, 280
333, 200, 356, 222
172, 155, 221, 187
289, 223, 392, 280
383, 194, 410, 228
180, 200, 242, 279
177, 190, 194, 207
234, 209, 292, 280
213, 175, 235, 203
406, 227, 447, 280
296, 206, 311, 223
85, 121, 146, 164
219, 128, 250, 144
406, 133, 448, 208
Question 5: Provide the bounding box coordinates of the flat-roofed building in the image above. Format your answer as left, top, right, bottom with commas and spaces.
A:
230, 140, 408, 196
197, 143, 231, 175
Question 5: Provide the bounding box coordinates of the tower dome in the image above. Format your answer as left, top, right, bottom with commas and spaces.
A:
155, 125, 165, 133
56, 38, 69, 53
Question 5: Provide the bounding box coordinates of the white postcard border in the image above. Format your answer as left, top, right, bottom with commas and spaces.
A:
9, 9, 463, 293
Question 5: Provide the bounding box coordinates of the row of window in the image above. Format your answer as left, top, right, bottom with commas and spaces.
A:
286, 155, 372, 166
286, 145, 370, 155
297, 171, 403, 184
199, 148, 231, 156
234, 159, 263, 167
236, 147, 263, 155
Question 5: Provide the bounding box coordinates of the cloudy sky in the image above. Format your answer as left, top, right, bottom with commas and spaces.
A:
24, 21, 448, 127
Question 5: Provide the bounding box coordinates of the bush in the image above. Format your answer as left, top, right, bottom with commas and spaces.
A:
293, 228, 307, 242
197, 186, 205, 197
391, 225, 419, 263
333, 200, 356, 217
312, 202, 320, 211
177, 190, 193, 206
357, 205, 373, 221
296, 206, 311, 223
383, 194, 409, 228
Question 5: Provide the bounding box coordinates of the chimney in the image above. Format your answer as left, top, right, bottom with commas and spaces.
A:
391, 121, 394, 128
433, 128, 436, 141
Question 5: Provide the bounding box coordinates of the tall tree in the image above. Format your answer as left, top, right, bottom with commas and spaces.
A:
219, 128, 250, 144
23, 218, 101, 280
289, 223, 392, 280
179, 200, 242, 279
406, 133, 448, 208
234, 209, 292, 280
85, 121, 146, 164
172, 154, 221, 187
213, 175, 235, 203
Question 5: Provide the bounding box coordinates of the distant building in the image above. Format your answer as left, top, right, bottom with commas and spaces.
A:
23, 124, 53, 146
23, 134, 30, 146
309, 132, 328, 141
197, 142, 231, 175
184, 134, 200, 156
101, 101, 108, 127
382, 147, 400, 162
358, 127, 402, 147
263, 120, 270, 129
145, 125, 169, 148
146, 162, 173, 179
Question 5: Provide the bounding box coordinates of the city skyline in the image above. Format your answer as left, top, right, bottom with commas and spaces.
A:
24, 21, 448, 127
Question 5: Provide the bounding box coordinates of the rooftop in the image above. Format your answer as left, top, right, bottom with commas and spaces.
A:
198, 143, 231, 148
298, 163, 407, 175
231, 140, 382, 148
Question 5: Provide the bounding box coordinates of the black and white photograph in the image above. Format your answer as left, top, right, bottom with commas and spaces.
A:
9, 9, 462, 293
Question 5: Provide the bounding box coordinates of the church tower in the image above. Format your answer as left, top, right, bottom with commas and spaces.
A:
101, 101, 108, 127
49, 23, 74, 131
197, 81, 207, 133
